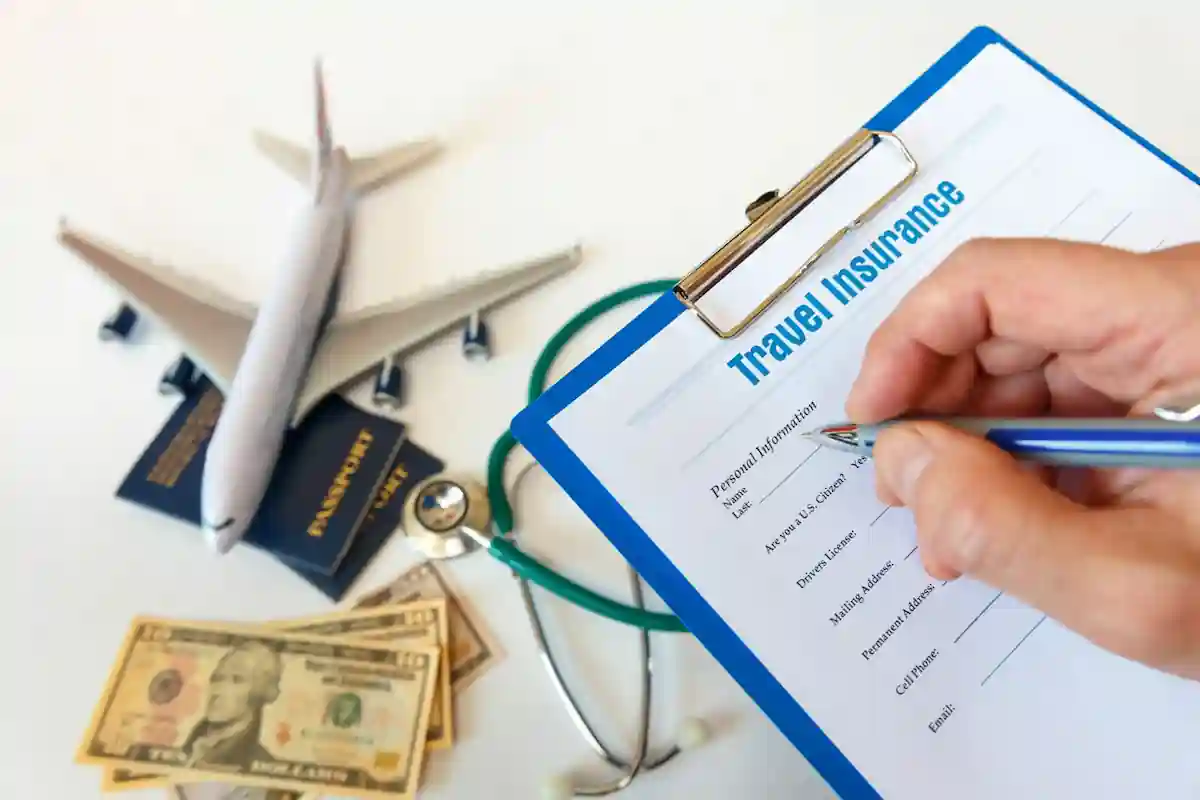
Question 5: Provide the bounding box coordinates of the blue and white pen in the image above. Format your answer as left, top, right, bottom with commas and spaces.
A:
803, 405, 1200, 468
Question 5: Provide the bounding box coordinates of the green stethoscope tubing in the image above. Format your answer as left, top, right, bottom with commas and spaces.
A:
485, 278, 690, 633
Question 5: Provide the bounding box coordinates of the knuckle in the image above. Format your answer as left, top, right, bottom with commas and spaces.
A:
940, 237, 988, 266
910, 462, 1000, 576
937, 238, 1002, 280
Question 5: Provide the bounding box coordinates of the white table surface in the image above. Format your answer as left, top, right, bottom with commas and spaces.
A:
4, 3, 1200, 798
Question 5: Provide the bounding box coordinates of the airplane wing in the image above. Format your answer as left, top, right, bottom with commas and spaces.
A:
56, 221, 255, 393
251, 130, 440, 193
289, 242, 584, 424
250, 131, 309, 185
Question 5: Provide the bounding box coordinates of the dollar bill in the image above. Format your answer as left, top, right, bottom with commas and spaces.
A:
274, 600, 454, 750
76, 617, 440, 800
100, 766, 166, 791
98, 601, 455, 792
100, 768, 303, 798
172, 783, 302, 799
354, 561, 503, 691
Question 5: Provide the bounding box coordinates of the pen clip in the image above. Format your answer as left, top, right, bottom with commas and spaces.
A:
1153, 398, 1200, 422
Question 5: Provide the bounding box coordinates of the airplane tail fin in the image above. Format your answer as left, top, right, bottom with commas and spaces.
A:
253, 58, 439, 194
344, 140, 440, 194
253, 133, 440, 194
313, 58, 333, 182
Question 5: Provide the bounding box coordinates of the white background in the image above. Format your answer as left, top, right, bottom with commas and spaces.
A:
3, 3, 1200, 799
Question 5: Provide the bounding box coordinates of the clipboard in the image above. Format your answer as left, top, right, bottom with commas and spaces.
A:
510, 25, 1200, 800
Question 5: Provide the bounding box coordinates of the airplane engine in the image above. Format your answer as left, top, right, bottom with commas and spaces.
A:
159, 354, 199, 397
372, 355, 404, 409
99, 303, 139, 341
461, 312, 491, 362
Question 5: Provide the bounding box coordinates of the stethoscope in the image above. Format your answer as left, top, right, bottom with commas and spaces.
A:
397, 279, 710, 797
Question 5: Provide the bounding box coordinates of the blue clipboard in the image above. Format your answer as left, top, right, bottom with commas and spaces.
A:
510, 25, 1200, 800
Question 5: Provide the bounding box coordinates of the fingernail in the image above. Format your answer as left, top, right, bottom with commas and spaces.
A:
878, 427, 933, 504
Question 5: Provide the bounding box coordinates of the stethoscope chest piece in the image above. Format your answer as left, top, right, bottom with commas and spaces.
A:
402, 473, 491, 560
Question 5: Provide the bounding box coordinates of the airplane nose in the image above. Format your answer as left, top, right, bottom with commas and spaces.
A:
201, 517, 240, 555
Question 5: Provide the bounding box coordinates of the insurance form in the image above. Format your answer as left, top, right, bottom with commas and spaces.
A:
517, 34, 1200, 800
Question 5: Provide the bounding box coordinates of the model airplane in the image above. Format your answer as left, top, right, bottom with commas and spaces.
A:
57, 60, 582, 555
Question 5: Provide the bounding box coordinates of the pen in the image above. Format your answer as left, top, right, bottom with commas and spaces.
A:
803, 415, 1200, 468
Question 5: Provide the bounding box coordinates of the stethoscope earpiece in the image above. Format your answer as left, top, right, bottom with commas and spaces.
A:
676, 716, 711, 750
540, 774, 576, 800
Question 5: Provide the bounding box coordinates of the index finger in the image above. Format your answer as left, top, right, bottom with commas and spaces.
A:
844, 236, 1193, 421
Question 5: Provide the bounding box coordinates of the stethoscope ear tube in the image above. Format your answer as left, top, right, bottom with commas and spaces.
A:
488, 535, 689, 632
484, 279, 690, 634
481, 279, 709, 796
486, 427, 687, 631
507, 459, 697, 798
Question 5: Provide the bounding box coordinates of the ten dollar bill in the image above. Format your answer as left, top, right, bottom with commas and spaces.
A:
76, 617, 439, 800
274, 599, 453, 749
98, 600, 454, 792
354, 561, 502, 691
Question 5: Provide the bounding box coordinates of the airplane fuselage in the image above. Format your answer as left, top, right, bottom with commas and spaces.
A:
200, 149, 353, 553
56, 61, 582, 559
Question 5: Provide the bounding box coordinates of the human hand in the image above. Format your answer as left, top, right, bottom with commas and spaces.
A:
845, 237, 1200, 681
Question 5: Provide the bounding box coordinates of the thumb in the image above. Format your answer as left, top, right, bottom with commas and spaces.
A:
873, 420, 1095, 592
873, 421, 1200, 678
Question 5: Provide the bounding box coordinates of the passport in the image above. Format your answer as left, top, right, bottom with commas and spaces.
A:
116, 376, 441, 598
249, 393, 403, 575
296, 438, 445, 599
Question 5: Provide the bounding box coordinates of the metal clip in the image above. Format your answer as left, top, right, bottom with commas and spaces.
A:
673, 128, 919, 339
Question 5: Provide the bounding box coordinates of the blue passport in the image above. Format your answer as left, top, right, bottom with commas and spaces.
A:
288, 437, 445, 600
298, 438, 447, 598
116, 376, 433, 595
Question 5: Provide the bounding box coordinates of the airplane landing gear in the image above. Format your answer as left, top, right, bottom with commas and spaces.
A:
100, 303, 138, 341
159, 355, 199, 397
373, 355, 404, 409
461, 311, 491, 362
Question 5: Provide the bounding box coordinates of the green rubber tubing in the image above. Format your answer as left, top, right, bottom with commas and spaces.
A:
486, 278, 690, 633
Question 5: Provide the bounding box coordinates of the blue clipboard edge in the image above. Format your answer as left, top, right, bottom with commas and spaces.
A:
510, 24, 1200, 800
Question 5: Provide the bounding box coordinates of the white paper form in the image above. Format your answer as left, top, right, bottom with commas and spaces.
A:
546, 43, 1200, 800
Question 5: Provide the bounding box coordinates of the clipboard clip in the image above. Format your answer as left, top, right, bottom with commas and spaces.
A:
674, 128, 919, 339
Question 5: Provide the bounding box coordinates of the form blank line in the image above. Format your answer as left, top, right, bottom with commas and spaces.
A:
1099, 210, 1133, 244
870, 507, 891, 526
758, 447, 820, 505
904, 545, 919, 560
954, 590, 1003, 644
981, 614, 1047, 686
1050, 190, 1096, 231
